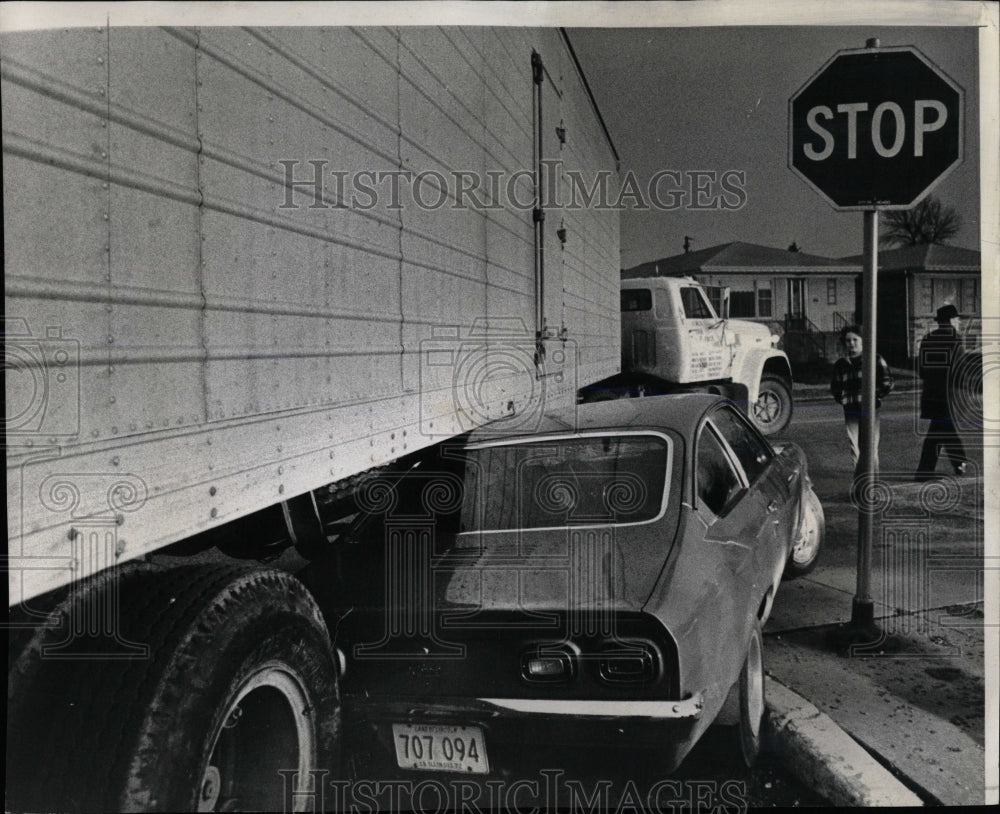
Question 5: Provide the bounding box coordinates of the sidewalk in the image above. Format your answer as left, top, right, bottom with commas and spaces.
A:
763, 475, 992, 805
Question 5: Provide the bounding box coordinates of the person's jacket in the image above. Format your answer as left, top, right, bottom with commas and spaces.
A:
918, 325, 964, 420
831, 354, 894, 413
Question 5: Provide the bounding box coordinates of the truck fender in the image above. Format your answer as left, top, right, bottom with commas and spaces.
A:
732, 349, 791, 405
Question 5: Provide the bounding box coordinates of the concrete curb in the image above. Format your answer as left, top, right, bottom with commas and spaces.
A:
765, 677, 924, 807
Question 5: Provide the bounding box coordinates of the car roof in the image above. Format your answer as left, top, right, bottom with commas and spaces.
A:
466, 393, 722, 445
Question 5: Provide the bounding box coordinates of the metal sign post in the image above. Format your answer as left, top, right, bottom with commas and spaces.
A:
853, 208, 878, 629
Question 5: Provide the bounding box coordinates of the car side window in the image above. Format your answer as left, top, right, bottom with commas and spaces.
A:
710, 407, 773, 484
696, 425, 744, 516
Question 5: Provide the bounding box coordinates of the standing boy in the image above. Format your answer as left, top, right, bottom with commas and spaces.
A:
830, 324, 894, 473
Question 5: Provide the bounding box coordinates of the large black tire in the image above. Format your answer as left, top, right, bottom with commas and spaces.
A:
784, 487, 825, 578
750, 375, 793, 436
6, 563, 340, 812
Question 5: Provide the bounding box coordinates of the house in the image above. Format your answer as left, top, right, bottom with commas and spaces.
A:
841, 244, 982, 366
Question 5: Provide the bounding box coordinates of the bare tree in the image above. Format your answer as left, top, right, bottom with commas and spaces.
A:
880, 195, 962, 246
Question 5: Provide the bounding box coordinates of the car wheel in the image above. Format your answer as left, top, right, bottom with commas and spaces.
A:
750, 375, 793, 436
784, 487, 824, 578
733, 620, 765, 768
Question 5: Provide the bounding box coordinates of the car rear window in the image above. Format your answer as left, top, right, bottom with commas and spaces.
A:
461, 434, 671, 531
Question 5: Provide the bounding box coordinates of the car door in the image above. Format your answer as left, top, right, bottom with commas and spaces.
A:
708, 405, 791, 584
694, 420, 770, 609
682, 418, 773, 704
679, 284, 729, 374
695, 412, 781, 619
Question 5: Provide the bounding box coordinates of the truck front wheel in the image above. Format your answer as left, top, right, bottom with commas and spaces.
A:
7, 564, 340, 812
751, 375, 793, 436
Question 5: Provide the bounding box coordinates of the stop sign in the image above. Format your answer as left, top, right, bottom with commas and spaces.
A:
789, 46, 963, 210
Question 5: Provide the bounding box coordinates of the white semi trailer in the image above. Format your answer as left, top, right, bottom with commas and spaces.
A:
3, 25, 620, 811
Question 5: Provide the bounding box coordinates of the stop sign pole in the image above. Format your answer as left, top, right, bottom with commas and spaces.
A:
857, 193, 878, 629
857, 39, 882, 629
789, 38, 964, 631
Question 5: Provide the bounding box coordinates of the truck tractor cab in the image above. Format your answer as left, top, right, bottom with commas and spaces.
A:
612, 277, 793, 436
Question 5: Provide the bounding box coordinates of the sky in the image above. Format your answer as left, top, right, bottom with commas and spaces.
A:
567, 26, 981, 269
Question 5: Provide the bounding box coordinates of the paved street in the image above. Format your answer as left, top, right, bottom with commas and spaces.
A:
775, 392, 984, 628
765, 392, 988, 804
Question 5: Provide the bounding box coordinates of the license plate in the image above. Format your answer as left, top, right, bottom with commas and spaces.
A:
391, 723, 489, 774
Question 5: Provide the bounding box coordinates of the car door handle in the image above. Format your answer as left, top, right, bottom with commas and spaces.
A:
767, 500, 778, 513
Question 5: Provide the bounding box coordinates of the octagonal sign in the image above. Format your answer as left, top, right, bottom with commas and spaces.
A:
789, 46, 963, 210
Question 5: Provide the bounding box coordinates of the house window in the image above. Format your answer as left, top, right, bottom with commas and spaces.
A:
757, 284, 772, 318
960, 279, 980, 314
827, 278, 837, 305
730, 290, 756, 317
920, 280, 934, 313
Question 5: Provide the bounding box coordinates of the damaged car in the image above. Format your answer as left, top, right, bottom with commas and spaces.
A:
303, 393, 824, 778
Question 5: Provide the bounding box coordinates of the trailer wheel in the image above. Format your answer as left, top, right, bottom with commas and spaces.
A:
6, 563, 340, 812
750, 375, 793, 436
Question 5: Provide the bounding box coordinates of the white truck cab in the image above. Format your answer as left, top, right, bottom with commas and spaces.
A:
606, 277, 793, 436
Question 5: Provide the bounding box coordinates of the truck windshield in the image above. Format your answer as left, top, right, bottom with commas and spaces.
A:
621, 289, 652, 311
460, 435, 670, 531
680, 287, 716, 319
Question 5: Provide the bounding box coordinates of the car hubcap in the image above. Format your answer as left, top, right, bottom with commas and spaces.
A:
753, 391, 781, 424
747, 633, 764, 738
792, 500, 821, 564
198, 663, 315, 812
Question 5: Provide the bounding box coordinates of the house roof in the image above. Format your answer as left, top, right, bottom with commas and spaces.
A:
839, 243, 981, 272
624, 241, 859, 278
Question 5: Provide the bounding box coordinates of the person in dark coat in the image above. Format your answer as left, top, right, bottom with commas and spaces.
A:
830, 324, 893, 474
915, 304, 969, 479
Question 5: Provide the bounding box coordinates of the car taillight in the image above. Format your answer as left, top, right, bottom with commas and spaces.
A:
599, 642, 659, 684
521, 648, 574, 683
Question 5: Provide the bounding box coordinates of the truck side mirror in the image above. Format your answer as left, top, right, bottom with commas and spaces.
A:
719, 287, 730, 320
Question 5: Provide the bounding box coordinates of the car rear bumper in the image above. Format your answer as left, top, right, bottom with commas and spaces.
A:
344, 692, 706, 778
474, 694, 704, 719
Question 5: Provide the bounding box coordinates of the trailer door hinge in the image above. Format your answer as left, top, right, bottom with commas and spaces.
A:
533, 208, 545, 224
556, 124, 566, 144
531, 52, 543, 85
